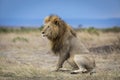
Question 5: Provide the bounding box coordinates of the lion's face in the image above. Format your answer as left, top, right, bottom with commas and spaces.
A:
42, 21, 59, 40
42, 15, 67, 40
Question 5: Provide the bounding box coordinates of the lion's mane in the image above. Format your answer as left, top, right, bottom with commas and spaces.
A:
43, 15, 76, 54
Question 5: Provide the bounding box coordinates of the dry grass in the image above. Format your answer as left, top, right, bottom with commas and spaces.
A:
0, 31, 120, 80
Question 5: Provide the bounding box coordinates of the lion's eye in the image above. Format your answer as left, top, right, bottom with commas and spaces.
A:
48, 26, 50, 28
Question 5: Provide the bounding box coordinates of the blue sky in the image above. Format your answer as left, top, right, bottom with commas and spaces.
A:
0, 0, 120, 28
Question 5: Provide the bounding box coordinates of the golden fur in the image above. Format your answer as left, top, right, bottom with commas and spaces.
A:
42, 15, 95, 74
42, 15, 76, 54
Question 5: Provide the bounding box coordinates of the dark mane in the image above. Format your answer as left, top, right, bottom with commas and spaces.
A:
44, 15, 76, 54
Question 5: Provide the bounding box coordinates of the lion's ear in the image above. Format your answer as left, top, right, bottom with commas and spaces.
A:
51, 15, 61, 26
44, 16, 50, 23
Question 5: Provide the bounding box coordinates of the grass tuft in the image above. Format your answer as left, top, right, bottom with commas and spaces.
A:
12, 37, 29, 43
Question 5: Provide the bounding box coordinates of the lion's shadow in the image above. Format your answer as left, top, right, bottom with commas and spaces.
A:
89, 44, 120, 53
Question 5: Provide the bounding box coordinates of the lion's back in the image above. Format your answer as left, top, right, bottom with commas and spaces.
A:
70, 37, 89, 54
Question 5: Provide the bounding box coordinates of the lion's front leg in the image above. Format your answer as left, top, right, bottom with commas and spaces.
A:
55, 52, 70, 71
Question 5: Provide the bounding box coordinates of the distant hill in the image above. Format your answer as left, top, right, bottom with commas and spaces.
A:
0, 18, 120, 28
65, 18, 120, 28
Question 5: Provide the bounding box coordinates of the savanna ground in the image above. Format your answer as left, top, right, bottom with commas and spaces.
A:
0, 28, 120, 80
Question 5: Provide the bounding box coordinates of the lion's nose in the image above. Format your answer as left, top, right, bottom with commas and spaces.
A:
42, 32, 45, 34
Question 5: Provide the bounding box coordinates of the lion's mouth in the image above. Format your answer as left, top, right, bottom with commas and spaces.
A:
41, 34, 47, 38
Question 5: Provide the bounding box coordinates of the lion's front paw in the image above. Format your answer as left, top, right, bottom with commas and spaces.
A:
52, 69, 59, 72
53, 67, 61, 72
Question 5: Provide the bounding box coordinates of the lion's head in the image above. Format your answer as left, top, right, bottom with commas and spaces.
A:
42, 15, 76, 53
42, 15, 68, 40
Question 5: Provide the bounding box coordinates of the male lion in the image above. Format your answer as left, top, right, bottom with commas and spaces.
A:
42, 15, 95, 74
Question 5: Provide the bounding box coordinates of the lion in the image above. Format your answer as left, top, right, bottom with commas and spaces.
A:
41, 15, 96, 74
